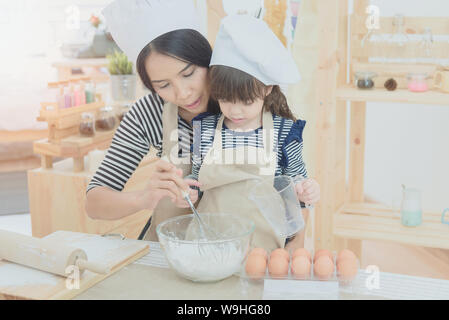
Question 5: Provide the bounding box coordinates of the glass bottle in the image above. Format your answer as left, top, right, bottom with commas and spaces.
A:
96, 106, 116, 131
63, 85, 72, 109
387, 14, 410, 62
73, 83, 82, 107
400, 187, 422, 227
79, 112, 95, 137
80, 81, 86, 105
85, 81, 96, 103
354, 71, 377, 89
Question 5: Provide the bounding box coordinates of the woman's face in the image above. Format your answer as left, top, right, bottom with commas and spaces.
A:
145, 51, 209, 116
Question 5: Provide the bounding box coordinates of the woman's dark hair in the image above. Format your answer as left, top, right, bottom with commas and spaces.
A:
209, 65, 296, 121
136, 29, 219, 114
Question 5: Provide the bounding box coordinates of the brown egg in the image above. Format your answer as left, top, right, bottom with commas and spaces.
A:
291, 256, 311, 279
337, 258, 358, 281
249, 248, 268, 260
313, 249, 333, 263
337, 249, 357, 266
292, 248, 312, 262
268, 256, 289, 278
270, 248, 290, 262
245, 254, 267, 279
313, 256, 334, 280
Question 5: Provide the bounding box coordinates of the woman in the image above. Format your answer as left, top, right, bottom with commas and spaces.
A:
85, 0, 219, 240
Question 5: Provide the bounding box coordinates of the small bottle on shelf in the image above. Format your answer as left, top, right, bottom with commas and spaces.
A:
57, 84, 65, 109
63, 85, 72, 108
69, 82, 76, 107
354, 72, 377, 90
73, 83, 82, 107
85, 81, 96, 103
407, 73, 429, 92
96, 106, 116, 131
79, 112, 95, 137
80, 81, 86, 105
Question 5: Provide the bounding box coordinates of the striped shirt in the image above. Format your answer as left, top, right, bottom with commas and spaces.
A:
86, 93, 193, 194
189, 113, 308, 180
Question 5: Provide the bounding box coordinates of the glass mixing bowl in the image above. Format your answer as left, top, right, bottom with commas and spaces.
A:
156, 213, 255, 282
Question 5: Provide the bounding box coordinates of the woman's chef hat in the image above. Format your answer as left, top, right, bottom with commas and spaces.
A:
210, 15, 301, 85
102, 0, 201, 64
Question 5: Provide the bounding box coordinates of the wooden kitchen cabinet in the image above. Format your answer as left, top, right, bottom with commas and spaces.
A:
27, 151, 158, 239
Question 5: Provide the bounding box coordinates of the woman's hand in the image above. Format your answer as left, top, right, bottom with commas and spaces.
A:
295, 178, 320, 205
136, 159, 200, 211
173, 180, 200, 208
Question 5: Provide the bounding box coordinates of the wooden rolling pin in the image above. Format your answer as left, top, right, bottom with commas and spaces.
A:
0, 230, 110, 277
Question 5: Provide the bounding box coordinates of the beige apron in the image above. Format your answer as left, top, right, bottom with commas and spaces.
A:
196, 111, 285, 250
142, 102, 193, 241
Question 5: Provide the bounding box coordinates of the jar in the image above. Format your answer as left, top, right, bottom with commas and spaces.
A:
407, 73, 429, 92
118, 104, 131, 122
400, 187, 422, 227
96, 106, 116, 131
79, 112, 95, 137
354, 72, 377, 89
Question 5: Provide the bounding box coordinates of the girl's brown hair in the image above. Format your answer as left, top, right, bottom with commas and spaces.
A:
209, 65, 296, 121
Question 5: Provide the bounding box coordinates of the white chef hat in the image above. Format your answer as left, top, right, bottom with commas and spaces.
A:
102, 0, 201, 64
210, 15, 301, 85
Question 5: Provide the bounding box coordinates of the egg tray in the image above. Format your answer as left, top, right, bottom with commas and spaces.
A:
237, 249, 359, 284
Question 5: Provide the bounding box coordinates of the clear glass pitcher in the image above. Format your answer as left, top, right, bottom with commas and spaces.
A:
249, 175, 305, 238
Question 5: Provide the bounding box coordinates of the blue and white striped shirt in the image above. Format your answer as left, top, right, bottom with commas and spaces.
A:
189, 113, 308, 180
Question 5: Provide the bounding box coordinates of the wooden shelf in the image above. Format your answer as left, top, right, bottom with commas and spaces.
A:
33, 129, 116, 158
336, 85, 449, 105
333, 202, 449, 249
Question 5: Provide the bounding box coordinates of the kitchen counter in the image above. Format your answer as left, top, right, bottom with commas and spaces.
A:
74, 241, 391, 300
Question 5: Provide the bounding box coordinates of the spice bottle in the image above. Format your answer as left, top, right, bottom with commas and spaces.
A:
74, 83, 82, 107
85, 81, 96, 103
79, 112, 95, 137
63, 85, 72, 108
96, 106, 116, 131
354, 72, 377, 89
80, 81, 86, 105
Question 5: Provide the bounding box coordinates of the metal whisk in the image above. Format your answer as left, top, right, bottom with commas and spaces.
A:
181, 190, 219, 240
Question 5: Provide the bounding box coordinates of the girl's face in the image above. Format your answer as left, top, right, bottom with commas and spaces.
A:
219, 97, 265, 131
145, 51, 209, 116
219, 86, 272, 131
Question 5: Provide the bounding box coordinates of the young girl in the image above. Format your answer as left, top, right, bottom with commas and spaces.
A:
188, 15, 320, 250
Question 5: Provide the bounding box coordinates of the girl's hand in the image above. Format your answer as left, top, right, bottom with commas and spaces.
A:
295, 178, 320, 205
